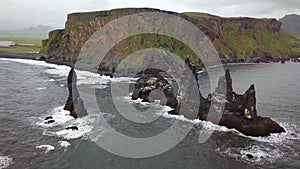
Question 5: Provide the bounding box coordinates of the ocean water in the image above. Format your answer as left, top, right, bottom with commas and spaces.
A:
0, 41, 15, 47
0, 58, 299, 169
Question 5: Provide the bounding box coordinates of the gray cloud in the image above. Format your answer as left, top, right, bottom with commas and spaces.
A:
178, 0, 300, 18
0, 0, 299, 31
0, 0, 109, 30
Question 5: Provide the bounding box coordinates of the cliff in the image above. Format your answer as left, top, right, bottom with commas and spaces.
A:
279, 14, 300, 39
40, 8, 300, 71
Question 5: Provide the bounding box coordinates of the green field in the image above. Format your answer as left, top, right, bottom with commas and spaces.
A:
0, 35, 46, 53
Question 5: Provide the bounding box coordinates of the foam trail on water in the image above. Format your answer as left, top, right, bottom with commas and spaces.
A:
37, 106, 93, 139
37, 106, 74, 127
0, 58, 136, 86
123, 93, 237, 134
58, 141, 71, 148
0, 155, 13, 169
36, 106, 113, 140
36, 145, 55, 153
36, 87, 47, 90
216, 144, 284, 164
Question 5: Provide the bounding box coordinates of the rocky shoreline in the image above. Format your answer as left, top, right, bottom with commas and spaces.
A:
1, 51, 299, 77
0, 51, 41, 60
0, 51, 76, 67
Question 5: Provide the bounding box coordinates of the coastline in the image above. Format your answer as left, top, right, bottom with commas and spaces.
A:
0, 51, 40, 60
0, 51, 75, 67
1, 51, 299, 77
0, 51, 299, 168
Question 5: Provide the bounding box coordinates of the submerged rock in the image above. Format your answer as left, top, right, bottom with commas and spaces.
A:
246, 154, 254, 159
44, 116, 53, 120
65, 126, 79, 130
64, 68, 88, 118
45, 120, 55, 124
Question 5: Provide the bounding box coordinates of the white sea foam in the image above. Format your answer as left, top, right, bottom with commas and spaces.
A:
37, 106, 112, 140
214, 120, 300, 165
0, 58, 71, 78
37, 106, 74, 127
0, 155, 13, 169
58, 141, 71, 148
0, 58, 136, 88
123, 93, 236, 134
123, 91, 300, 151
36, 87, 47, 90
36, 145, 55, 153
216, 145, 284, 164
0, 58, 70, 71
56, 124, 93, 140
158, 104, 299, 145
0, 41, 15, 47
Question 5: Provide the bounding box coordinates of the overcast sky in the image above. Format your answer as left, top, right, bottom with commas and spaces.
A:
1, 0, 300, 31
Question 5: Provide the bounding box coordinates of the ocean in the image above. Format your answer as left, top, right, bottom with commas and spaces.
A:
0, 58, 299, 169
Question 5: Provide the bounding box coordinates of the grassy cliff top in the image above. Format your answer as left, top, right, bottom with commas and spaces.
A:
40, 8, 300, 68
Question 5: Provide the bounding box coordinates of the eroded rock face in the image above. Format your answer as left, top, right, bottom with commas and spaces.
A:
131, 69, 285, 137
64, 68, 88, 118
216, 70, 257, 120
132, 69, 178, 109
202, 70, 284, 136
40, 8, 300, 71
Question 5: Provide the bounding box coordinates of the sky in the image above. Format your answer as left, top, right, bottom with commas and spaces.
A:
1, 0, 300, 31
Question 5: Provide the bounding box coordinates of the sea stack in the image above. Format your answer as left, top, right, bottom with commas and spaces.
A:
203, 70, 285, 136
131, 69, 285, 137
64, 68, 88, 118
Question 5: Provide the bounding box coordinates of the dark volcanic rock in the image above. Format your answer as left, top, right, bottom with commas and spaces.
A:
64, 68, 88, 118
38, 56, 46, 61
45, 120, 55, 124
215, 69, 233, 102
224, 71, 257, 120
199, 69, 284, 136
44, 116, 53, 120
131, 68, 285, 137
132, 69, 178, 108
246, 154, 254, 159
65, 126, 79, 130
199, 113, 284, 137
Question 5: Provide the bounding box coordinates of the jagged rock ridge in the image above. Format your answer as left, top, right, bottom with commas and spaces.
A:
131, 68, 285, 137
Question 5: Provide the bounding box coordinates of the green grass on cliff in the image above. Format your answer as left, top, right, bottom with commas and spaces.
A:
95, 33, 199, 70
0, 35, 44, 53
222, 24, 300, 58
40, 9, 300, 68
184, 12, 300, 59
